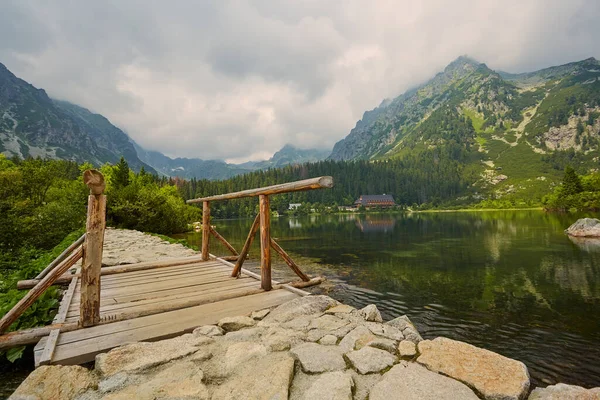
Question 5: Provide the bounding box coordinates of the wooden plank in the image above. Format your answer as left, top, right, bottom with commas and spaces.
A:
259, 195, 272, 291
80, 192, 106, 327
34, 337, 47, 367
98, 261, 223, 282
63, 283, 268, 324
38, 329, 59, 366
202, 201, 210, 261
187, 176, 334, 203
17, 256, 209, 289
0, 246, 83, 333
232, 214, 260, 277
53, 277, 78, 324
50, 290, 299, 365
35, 234, 85, 280
209, 226, 238, 256
270, 238, 310, 281
66, 277, 257, 314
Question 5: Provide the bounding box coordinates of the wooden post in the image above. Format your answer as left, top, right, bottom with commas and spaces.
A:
270, 238, 310, 281
231, 214, 260, 277
79, 170, 106, 328
202, 201, 210, 261
259, 195, 272, 291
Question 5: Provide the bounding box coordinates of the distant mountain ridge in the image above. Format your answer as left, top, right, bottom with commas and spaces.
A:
0, 61, 330, 179
329, 55, 600, 199
0, 62, 154, 173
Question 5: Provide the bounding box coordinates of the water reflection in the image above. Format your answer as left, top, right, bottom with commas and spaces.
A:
569, 236, 600, 252
173, 211, 600, 388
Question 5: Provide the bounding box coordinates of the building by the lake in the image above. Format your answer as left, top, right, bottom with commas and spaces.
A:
353, 194, 396, 209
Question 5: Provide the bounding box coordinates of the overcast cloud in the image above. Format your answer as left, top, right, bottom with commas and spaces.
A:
1, 0, 599, 162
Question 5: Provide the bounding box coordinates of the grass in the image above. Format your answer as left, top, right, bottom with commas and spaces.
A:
463, 108, 485, 133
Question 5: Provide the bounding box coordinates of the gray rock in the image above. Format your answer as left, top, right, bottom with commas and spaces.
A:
262, 295, 338, 323
309, 314, 350, 331
193, 324, 224, 337
319, 334, 339, 345
189, 348, 213, 362
370, 361, 479, 400
307, 329, 327, 342
212, 352, 295, 400
251, 308, 271, 320
398, 340, 417, 358
225, 342, 267, 372
346, 346, 396, 374
403, 327, 423, 343
417, 337, 530, 400
217, 315, 256, 332
338, 325, 376, 353
349, 371, 384, 400
367, 338, 397, 354
224, 327, 264, 342
325, 304, 356, 314
290, 342, 346, 373
302, 371, 354, 400
10, 365, 98, 400
360, 304, 383, 322
528, 383, 600, 399
95, 334, 212, 377
365, 322, 405, 341
386, 315, 415, 332
262, 326, 306, 351
565, 218, 600, 237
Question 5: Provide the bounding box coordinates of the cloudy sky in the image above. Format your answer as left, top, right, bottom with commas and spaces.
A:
1, 0, 599, 162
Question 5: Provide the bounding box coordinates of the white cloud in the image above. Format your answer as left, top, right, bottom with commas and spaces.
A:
1, 0, 599, 161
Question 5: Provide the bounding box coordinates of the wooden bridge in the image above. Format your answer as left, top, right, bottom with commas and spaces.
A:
0, 171, 333, 366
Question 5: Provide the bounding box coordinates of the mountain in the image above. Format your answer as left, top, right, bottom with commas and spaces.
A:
330, 56, 600, 198
135, 143, 330, 180
0, 62, 154, 172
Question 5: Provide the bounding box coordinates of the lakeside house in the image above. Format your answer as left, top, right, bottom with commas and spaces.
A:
288, 203, 302, 210
354, 194, 396, 209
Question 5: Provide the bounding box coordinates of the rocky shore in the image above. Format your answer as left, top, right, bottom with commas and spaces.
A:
10, 295, 600, 400
9, 229, 600, 399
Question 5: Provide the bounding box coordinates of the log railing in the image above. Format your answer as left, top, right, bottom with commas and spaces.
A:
0, 170, 105, 334
186, 176, 334, 290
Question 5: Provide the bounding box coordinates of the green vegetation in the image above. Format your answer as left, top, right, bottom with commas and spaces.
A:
543, 166, 600, 211
0, 155, 199, 362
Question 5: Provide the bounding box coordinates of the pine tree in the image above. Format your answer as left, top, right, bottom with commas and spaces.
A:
561, 166, 583, 196
113, 157, 130, 188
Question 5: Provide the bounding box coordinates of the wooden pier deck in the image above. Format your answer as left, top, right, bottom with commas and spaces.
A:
34, 257, 299, 366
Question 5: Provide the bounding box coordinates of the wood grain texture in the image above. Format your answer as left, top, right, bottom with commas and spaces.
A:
202, 201, 210, 261
38, 329, 59, 366
259, 195, 272, 291
187, 176, 333, 203
80, 193, 106, 327
231, 214, 260, 277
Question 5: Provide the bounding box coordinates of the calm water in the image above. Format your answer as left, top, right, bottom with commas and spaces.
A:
174, 210, 600, 389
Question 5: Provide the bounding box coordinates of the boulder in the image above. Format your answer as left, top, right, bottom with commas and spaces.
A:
565, 218, 600, 237
262, 295, 338, 323
217, 315, 256, 332
370, 362, 479, 400
225, 342, 267, 372
212, 352, 295, 400
386, 315, 423, 343
193, 325, 224, 337
96, 334, 212, 377
325, 304, 356, 314
365, 322, 405, 341
528, 383, 600, 399
366, 338, 397, 354
251, 308, 271, 320
346, 346, 396, 374
10, 365, 97, 400
302, 371, 354, 400
360, 304, 383, 322
262, 326, 306, 351
319, 334, 339, 345
338, 325, 376, 353
223, 327, 264, 342
290, 342, 346, 373
309, 314, 350, 331
398, 340, 417, 358
417, 337, 530, 400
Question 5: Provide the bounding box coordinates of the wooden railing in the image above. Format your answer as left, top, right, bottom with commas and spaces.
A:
0, 172, 333, 350
186, 176, 334, 290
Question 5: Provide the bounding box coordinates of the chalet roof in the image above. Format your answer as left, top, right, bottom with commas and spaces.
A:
354, 194, 396, 204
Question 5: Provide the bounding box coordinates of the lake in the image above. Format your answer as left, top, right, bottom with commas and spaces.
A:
173, 210, 600, 389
